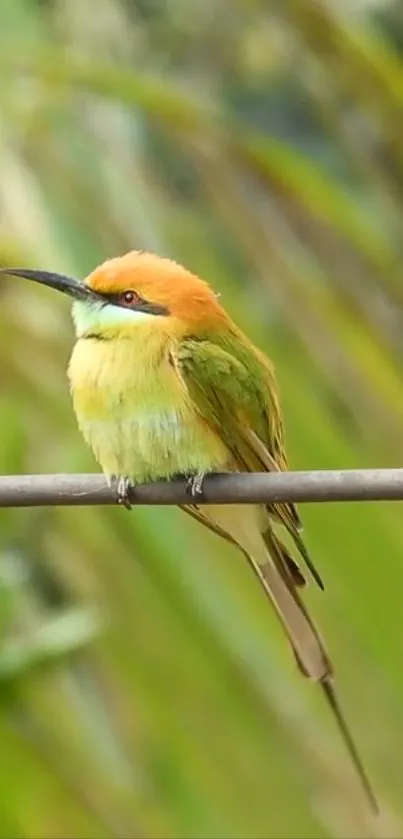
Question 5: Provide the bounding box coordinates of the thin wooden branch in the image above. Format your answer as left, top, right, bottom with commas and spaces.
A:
1, 469, 403, 507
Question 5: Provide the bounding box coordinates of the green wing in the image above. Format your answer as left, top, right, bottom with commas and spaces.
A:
174, 335, 323, 590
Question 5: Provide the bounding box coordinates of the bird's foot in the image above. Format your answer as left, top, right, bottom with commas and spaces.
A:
186, 472, 206, 499
114, 476, 134, 510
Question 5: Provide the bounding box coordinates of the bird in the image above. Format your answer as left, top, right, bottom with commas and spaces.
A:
2, 251, 378, 812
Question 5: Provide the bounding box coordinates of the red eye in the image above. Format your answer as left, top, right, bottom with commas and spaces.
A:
120, 290, 138, 307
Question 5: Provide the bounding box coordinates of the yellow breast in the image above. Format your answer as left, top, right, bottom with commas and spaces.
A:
67, 327, 229, 481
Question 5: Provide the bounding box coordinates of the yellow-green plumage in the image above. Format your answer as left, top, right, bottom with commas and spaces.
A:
68, 322, 230, 483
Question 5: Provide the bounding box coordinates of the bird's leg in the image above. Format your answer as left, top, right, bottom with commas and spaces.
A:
114, 475, 134, 510
186, 471, 207, 499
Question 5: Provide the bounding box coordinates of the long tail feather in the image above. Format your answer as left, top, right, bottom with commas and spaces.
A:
250, 537, 378, 813
202, 504, 377, 812
321, 679, 378, 814
245, 541, 331, 680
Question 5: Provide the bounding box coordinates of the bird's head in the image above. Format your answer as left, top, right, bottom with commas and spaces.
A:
1, 251, 227, 338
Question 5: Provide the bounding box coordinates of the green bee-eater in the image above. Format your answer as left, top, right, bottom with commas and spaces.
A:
3, 251, 377, 811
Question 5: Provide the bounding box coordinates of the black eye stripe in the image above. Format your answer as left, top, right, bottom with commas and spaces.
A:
135, 300, 170, 316
102, 291, 169, 317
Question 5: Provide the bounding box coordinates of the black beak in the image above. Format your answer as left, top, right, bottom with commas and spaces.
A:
0, 267, 102, 303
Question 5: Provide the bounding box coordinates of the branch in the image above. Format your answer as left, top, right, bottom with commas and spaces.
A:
1, 469, 403, 507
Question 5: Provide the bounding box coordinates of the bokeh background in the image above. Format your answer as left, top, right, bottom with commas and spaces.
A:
2, 0, 403, 836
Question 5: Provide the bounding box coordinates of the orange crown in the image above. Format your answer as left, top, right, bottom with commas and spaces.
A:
86, 251, 227, 328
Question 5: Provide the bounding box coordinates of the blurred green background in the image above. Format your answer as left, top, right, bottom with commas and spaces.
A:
1, 0, 403, 836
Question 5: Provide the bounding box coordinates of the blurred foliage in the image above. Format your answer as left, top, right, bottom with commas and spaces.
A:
2, 0, 403, 836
